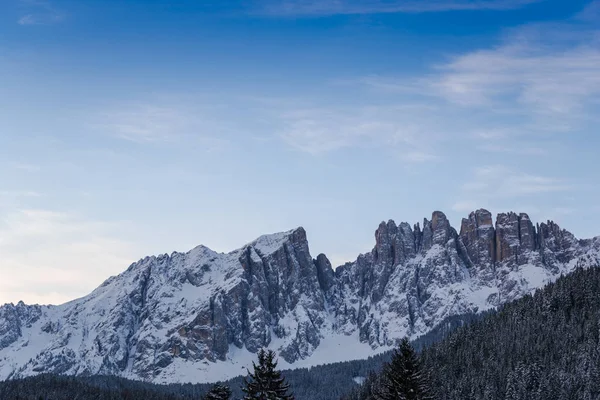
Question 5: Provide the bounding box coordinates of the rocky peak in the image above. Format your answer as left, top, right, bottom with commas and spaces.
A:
458, 210, 561, 269
247, 227, 307, 255
374, 220, 399, 266
459, 209, 496, 275
398, 222, 417, 262
537, 220, 578, 266
314, 254, 335, 293
419, 211, 453, 252
0, 302, 42, 351
421, 218, 433, 252
495, 212, 536, 265
431, 211, 452, 246
518, 213, 536, 253
413, 222, 422, 250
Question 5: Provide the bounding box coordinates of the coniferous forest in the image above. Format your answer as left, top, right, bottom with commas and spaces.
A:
346, 265, 600, 400
1, 265, 599, 400
422, 265, 600, 400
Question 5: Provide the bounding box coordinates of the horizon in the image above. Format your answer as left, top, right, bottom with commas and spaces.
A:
1, 206, 593, 307
2, 0, 599, 306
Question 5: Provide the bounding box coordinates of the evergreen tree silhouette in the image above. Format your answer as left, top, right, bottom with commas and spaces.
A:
242, 349, 294, 400
374, 338, 434, 400
204, 382, 232, 400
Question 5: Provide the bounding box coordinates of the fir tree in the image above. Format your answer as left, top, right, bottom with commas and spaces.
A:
242, 349, 294, 400
374, 338, 434, 400
204, 383, 232, 400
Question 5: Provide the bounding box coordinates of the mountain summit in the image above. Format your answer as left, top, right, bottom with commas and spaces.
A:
1, 210, 598, 384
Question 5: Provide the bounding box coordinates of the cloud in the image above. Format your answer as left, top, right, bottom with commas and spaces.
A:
451, 200, 482, 213
551, 207, 575, 215
0, 208, 137, 305
450, 165, 575, 222
470, 129, 551, 155
0, 191, 42, 209
400, 151, 440, 163
104, 105, 186, 143
276, 104, 444, 161
0, 190, 41, 198
18, 14, 64, 25
9, 162, 41, 172
399, 5, 600, 124
349, 3, 599, 164
358, 1, 600, 119
363, 36, 600, 122
98, 103, 231, 149
468, 165, 570, 196
430, 44, 600, 116
18, 0, 64, 25
279, 108, 395, 153
476, 143, 547, 155
576, 0, 600, 21
257, 0, 542, 16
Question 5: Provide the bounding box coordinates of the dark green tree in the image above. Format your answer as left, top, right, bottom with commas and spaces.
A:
204, 383, 232, 400
374, 338, 434, 400
242, 349, 294, 400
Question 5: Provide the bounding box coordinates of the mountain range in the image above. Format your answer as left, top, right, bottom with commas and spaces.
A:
1, 209, 599, 384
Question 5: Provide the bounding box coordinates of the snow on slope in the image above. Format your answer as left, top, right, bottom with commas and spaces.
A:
1, 210, 599, 384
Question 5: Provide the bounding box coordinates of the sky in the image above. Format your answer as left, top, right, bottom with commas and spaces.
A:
1, 0, 599, 306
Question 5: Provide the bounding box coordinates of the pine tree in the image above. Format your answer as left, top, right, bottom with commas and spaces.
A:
242, 349, 294, 400
204, 383, 232, 400
504, 369, 520, 400
374, 338, 434, 400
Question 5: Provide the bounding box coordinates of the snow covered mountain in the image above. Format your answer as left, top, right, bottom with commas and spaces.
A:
1, 210, 599, 384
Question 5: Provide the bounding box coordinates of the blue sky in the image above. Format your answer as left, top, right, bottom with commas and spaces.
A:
1, 0, 599, 305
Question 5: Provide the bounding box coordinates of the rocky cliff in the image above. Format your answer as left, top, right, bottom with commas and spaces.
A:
1, 210, 598, 384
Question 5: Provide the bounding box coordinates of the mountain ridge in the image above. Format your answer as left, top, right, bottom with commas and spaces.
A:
1, 209, 599, 384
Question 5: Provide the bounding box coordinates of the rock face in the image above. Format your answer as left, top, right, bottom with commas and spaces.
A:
0, 210, 598, 384
460, 209, 495, 272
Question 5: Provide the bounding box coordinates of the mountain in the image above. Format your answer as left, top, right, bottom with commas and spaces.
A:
1, 210, 599, 384
0, 313, 486, 400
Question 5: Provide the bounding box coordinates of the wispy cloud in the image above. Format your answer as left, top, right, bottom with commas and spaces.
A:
0, 208, 137, 305
18, 0, 64, 25
276, 104, 443, 161
0, 190, 42, 199
98, 102, 231, 150
451, 165, 571, 214
470, 129, 551, 155
466, 165, 571, 196
451, 200, 482, 213
363, 37, 600, 122
257, 0, 542, 16
429, 43, 600, 116
476, 143, 547, 155
0, 190, 43, 209
451, 165, 574, 219
104, 105, 186, 143
9, 162, 41, 172
576, 0, 600, 21
358, 1, 600, 117
350, 3, 600, 163
400, 151, 440, 163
